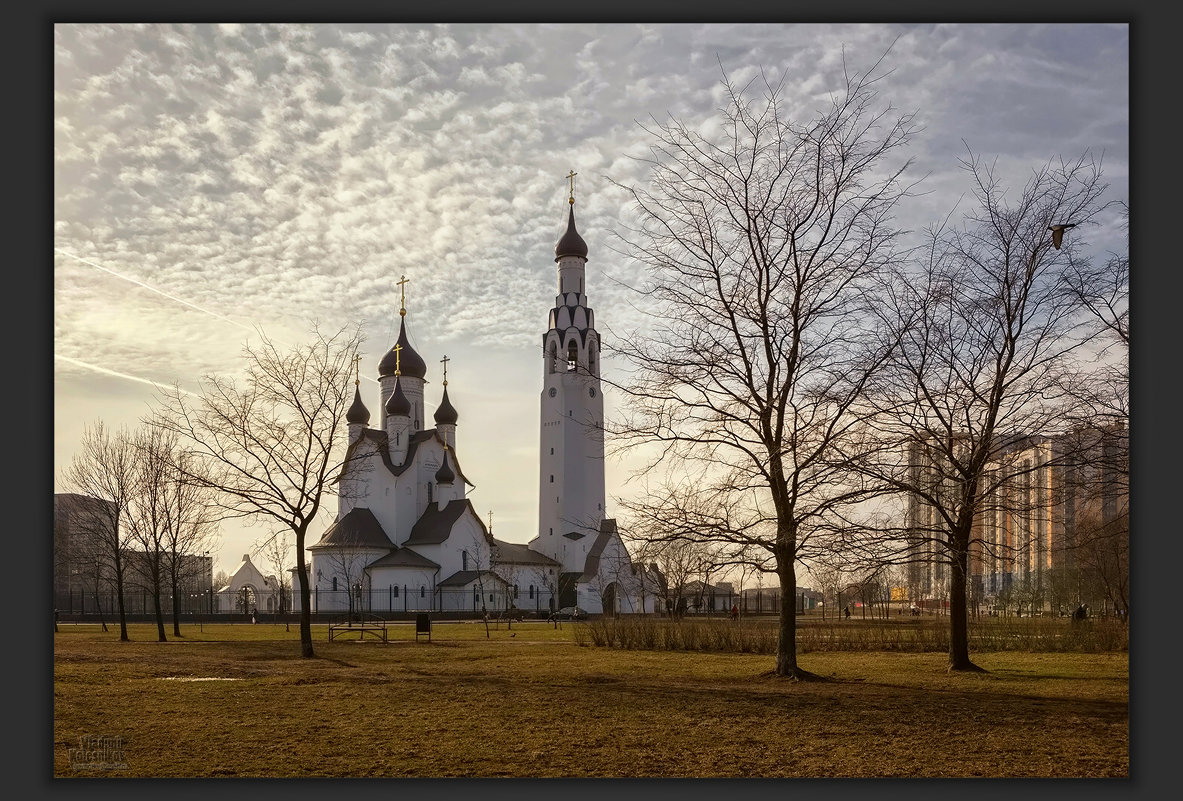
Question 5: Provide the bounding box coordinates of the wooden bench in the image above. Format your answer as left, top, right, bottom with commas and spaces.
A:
328, 618, 388, 643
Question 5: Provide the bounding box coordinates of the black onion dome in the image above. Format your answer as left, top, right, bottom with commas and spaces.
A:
554, 204, 588, 262
433, 386, 458, 425
385, 378, 411, 417
435, 452, 455, 485
346, 385, 370, 425
377, 319, 428, 378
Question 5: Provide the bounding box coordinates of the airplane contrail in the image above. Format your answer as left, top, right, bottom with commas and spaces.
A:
54, 247, 257, 334
54, 354, 198, 396
54, 247, 382, 386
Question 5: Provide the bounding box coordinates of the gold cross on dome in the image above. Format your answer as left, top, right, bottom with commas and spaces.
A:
397, 275, 409, 317
488, 509, 493, 534
351, 353, 361, 386
393, 343, 402, 376
567, 170, 577, 204
440, 355, 450, 386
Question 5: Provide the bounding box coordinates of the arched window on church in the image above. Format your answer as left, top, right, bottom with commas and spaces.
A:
332, 577, 337, 591
427, 482, 433, 503
549, 342, 558, 374
420, 585, 425, 598
462, 550, 468, 571
567, 341, 578, 372
529, 585, 535, 599
589, 344, 596, 376
393, 585, 399, 598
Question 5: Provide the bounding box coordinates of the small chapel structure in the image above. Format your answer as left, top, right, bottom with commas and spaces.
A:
216, 553, 281, 614
292, 182, 659, 617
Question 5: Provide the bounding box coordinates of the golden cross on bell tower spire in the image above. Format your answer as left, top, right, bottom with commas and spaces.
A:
351, 353, 361, 386
393, 343, 403, 377
440, 355, 450, 387
397, 275, 409, 317
488, 509, 493, 535
567, 170, 577, 205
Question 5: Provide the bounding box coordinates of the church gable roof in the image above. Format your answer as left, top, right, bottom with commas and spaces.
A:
577, 530, 615, 582
219, 553, 277, 593
493, 539, 560, 567
366, 546, 439, 570
404, 498, 489, 547
310, 507, 395, 550
437, 569, 509, 588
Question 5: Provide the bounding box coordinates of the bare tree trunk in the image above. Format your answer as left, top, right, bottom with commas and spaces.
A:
947, 538, 981, 671
152, 570, 167, 642
95, 589, 108, 632
114, 563, 129, 641
295, 526, 314, 658
774, 556, 800, 677
170, 574, 182, 638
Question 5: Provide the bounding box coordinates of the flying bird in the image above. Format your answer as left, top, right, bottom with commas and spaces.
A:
1049, 223, 1077, 250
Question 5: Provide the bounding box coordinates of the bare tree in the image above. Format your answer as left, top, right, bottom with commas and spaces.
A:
809, 562, 846, 621
627, 532, 709, 619
151, 324, 364, 658
468, 533, 497, 638
126, 425, 175, 642
1075, 509, 1129, 620
609, 61, 918, 678
160, 447, 219, 638
257, 530, 294, 630
62, 422, 139, 641
1062, 204, 1129, 621
320, 543, 369, 621
858, 149, 1112, 669
531, 564, 561, 626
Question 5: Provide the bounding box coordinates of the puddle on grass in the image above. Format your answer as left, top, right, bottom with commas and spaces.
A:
158, 677, 243, 681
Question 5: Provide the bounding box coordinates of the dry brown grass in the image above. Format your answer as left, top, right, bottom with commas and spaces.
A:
54, 621, 1128, 778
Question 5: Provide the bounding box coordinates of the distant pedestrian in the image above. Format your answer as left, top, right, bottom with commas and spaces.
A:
730, 604, 739, 622
843, 605, 850, 619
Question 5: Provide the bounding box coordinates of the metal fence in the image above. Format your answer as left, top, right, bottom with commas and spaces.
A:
301, 586, 560, 616
54, 587, 218, 616
54, 586, 824, 618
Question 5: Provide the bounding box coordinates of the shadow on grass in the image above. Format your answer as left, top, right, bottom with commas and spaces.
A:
756, 668, 834, 682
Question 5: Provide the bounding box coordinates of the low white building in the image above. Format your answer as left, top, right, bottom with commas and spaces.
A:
216, 554, 281, 613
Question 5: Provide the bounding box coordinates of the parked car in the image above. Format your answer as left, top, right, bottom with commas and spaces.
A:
548, 606, 588, 621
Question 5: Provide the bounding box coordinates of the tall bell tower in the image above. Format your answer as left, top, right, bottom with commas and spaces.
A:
531, 173, 606, 577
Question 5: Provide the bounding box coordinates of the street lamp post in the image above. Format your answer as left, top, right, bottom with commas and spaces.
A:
204, 551, 212, 616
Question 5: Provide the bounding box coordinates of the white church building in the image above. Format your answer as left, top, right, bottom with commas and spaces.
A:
292, 188, 659, 617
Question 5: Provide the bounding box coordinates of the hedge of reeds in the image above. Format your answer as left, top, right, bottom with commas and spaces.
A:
574, 615, 1128, 654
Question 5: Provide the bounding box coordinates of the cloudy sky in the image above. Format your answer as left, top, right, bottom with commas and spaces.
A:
53, 22, 1129, 577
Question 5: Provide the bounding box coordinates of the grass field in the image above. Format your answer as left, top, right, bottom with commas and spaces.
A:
54, 621, 1128, 778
